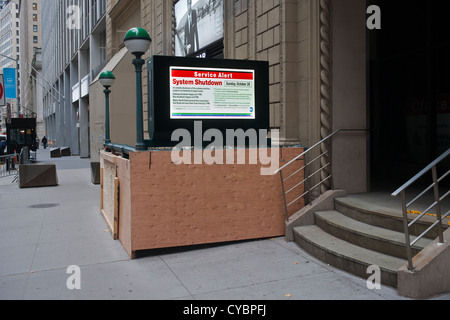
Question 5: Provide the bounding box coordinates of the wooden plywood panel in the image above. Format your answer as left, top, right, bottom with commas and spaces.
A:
100, 152, 120, 240
125, 147, 304, 254
116, 155, 132, 257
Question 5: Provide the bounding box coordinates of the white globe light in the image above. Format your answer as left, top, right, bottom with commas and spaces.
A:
124, 28, 152, 55
99, 71, 115, 87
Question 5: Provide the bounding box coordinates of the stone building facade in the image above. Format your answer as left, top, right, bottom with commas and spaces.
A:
82, 0, 450, 198
0, 0, 20, 134
35, 0, 449, 194
88, 0, 367, 193
18, 0, 44, 138
42, 0, 107, 157
101, 0, 337, 147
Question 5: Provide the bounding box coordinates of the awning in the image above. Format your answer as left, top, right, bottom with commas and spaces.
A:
91, 47, 129, 84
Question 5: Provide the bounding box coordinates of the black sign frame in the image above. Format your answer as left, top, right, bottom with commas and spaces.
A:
146, 55, 270, 148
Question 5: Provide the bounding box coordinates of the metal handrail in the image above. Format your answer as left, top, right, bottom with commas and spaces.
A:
392, 148, 450, 270
104, 142, 137, 158
275, 129, 367, 221
392, 149, 450, 197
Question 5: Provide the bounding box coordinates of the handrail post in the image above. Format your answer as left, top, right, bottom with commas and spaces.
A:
279, 170, 289, 221
305, 168, 311, 206
305, 153, 312, 205
306, 162, 314, 204
401, 190, 414, 270
432, 166, 444, 244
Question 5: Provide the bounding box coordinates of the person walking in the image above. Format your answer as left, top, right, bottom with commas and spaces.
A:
42, 136, 48, 149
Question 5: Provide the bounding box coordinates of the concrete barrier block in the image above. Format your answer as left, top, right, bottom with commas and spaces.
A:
91, 162, 100, 184
50, 148, 61, 158
19, 164, 58, 188
61, 147, 71, 157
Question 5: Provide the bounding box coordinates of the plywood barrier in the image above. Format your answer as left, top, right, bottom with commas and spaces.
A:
100, 147, 304, 258
100, 152, 120, 239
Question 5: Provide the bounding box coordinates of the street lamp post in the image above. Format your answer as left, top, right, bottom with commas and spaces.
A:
99, 71, 115, 146
123, 27, 152, 151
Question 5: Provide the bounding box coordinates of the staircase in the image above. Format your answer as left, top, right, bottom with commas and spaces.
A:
275, 131, 450, 295
292, 196, 434, 288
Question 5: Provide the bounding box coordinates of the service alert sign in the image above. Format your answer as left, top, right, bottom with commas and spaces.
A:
170, 66, 255, 120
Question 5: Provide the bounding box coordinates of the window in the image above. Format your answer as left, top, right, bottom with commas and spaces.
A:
32, 3, 37, 10
33, 14, 37, 21
33, 36, 38, 43
33, 25, 38, 32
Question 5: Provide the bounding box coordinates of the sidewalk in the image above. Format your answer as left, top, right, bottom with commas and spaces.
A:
0, 148, 447, 300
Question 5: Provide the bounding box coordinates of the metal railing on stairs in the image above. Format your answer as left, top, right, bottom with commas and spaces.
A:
392, 148, 450, 270
274, 129, 368, 221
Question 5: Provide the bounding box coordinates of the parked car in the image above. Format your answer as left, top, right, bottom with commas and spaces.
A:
0, 135, 6, 155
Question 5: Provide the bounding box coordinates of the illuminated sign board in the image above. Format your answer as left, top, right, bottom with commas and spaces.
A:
170, 66, 255, 119
147, 56, 269, 147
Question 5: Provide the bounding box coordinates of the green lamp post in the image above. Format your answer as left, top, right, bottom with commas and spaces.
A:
99, 71, 116, 146
123, 27, 152, 151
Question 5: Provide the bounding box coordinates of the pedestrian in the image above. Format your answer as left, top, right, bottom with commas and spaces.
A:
42, 136, 48, 149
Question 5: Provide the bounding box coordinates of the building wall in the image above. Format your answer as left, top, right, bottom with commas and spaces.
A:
223, 0, 324, 147
19, 0, 42, 111
19, 0, 44, 138
89, 48, 137, 164
331, 0, 368, 193
102, 0, 324, 147
32, 49, 44, 139
88, 0, 368, 192
42, 0, 106, 156
0, 0, 20, 134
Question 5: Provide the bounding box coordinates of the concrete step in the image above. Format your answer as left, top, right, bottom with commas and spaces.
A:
335, 196, 441, 239
293, 225, 406, 288
315, 210, 432, 259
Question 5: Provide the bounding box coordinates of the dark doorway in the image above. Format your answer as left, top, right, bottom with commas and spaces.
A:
368, 0, 450, 189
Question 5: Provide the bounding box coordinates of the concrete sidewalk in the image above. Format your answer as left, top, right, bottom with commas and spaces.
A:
0, 148, 447, 300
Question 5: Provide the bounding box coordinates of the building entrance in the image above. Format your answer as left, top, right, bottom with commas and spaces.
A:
368, 0, 450, 188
